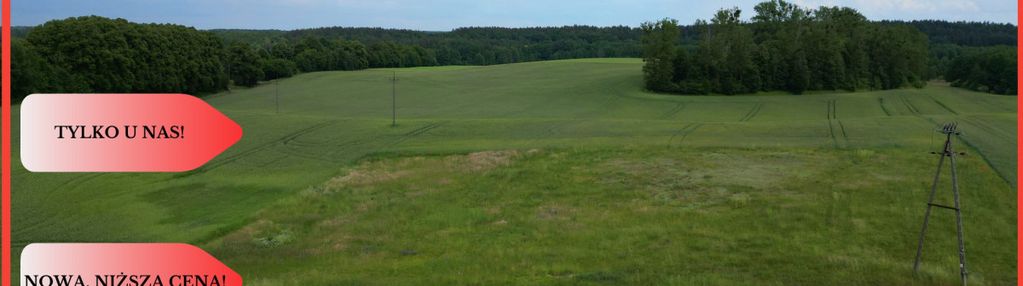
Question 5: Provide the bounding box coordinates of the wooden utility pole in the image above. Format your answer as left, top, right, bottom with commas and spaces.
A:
391, 71, 397, 127
226, 64, 232, 93
275, 79, 280, 114
913, 122, 968, 286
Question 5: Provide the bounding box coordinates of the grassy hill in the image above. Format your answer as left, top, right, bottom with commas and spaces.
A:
11, 59, 1017, 285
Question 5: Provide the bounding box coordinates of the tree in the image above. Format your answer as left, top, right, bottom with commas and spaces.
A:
228, 42, 264, 87
641, 1, 934, 95
705, 8, 760, 94
864, 25, 928, 89
23, 16, 227, 96
640, 18, 680, 92
262, 58, 298, 80
11, 38, 86, 100
946, 46, 1016, 94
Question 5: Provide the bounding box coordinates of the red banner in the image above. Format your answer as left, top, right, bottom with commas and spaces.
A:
19, 94, 242, 172
21, 243, 242, 286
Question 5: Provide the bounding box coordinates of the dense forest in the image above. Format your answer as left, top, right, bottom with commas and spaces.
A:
642, 1, 932, 95
943, 45, 1017, 94
641, 1, 1016, 95
8, 2, 1017, 101
217, 25, 643, 67
894, 20, 1016, 46
13, 17, 228, 98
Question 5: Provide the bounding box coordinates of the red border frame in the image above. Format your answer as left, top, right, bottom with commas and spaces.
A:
0, 1, 1018, 285
3, 0, 12, 284
1016, 1, 1021, 284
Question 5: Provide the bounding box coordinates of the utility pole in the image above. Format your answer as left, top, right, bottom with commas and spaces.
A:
275, 79, 280, 114
913, 122, 968, 286
226, 63, 232, 93
391, 71, 397, 127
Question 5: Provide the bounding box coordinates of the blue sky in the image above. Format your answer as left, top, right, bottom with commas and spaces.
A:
12, 0, 1017, 30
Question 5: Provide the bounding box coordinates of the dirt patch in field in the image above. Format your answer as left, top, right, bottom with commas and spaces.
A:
213, 219, 298, 252
326, 168, 413, 189
310, 150, 530, 196
445, 150, 524, 172
602, 151, 824, 190
217, 149, 532, 255
536, 203, 576, 221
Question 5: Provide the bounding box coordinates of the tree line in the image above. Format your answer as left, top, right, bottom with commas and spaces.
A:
213, 20, 1015, 78
9, 12, 1016, 101
944, 45, 1016, 94
894, 20, 1017, 46
13, 16, 228, 99
218, 25, 643, 66
11, 18, 647, 101
9, 16, 438, 100
642, 1, 934, 95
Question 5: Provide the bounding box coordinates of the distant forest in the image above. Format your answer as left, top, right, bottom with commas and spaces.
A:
7, 2, 1016, 100
640, 1, 1016, 95
642, 1, 934, 95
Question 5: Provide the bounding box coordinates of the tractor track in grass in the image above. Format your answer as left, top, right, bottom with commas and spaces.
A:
541, 122, 561, 139
931, 97, 959, 115
667, 123, 694, 146
256, 154, 292, 167
42, 173, 111, 213
390, 121, 446, 146
826, 99, 840, 148
660, 102, 687, 119
276, 147, 336, 163
324, 138, 383, 158
837, 120, 850, 146
678, 123, 703, 145
318, 134, 406, 161
904, 99, 1013, 184
281, 121, 447, 161
960, 116, 1014, 142
951, 122, 1016, 186
24, 173, 109, 236
827, 99, 837, 119
899, 95, 920, 115
576, 76, 632, 118
920, 116, 1014, 185
667, 123, 702, 146
241, 120, 339, 163
528, 120, 580, 145
280, 137, 381, 165
827, 121, 838, 148
276, 120, 363, 162
280, 120, 339, 147
878, 98, 893, 116
740, 103, 763, 122
179, 120, 338, 176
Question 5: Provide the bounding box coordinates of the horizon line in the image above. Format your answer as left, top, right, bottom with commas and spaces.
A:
8, 16, 1018, 32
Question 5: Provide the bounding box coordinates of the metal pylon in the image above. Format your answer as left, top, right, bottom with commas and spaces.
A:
913, 122, 967, 286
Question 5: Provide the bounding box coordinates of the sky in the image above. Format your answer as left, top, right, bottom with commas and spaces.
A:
12, 0, 1018, 30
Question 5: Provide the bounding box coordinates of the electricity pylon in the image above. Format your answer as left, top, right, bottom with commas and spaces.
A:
913, 122, 967, 286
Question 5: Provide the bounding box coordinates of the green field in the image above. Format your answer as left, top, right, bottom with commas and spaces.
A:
11, 58, 1017, 284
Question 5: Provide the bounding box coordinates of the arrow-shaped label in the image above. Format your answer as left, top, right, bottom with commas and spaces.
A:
21, 243, 242, 286
20, 93, 242, 172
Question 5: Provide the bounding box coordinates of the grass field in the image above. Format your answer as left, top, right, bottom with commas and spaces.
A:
10, 58, 1018, 285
